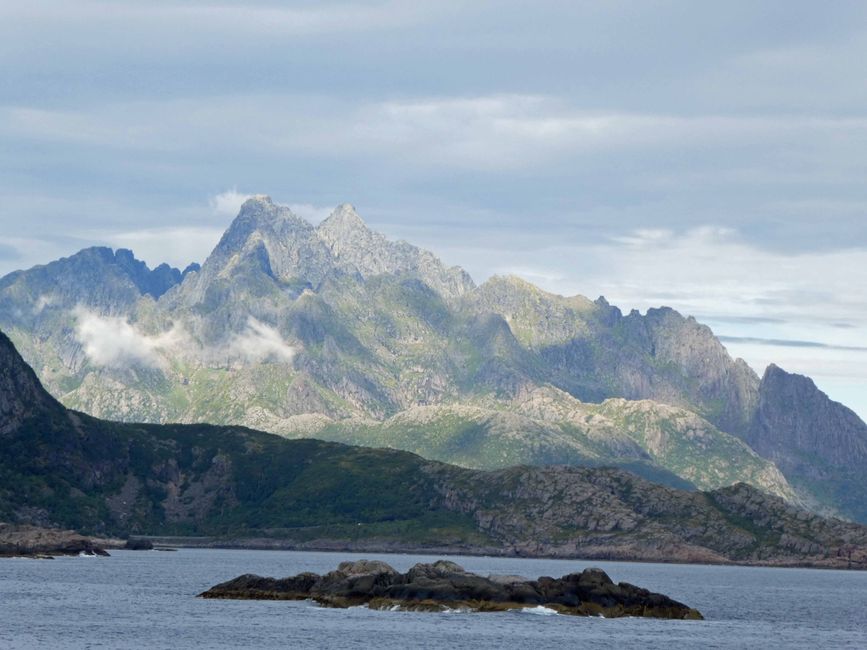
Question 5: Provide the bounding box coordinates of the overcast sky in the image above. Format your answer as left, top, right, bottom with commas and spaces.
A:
1, 1, 866, 418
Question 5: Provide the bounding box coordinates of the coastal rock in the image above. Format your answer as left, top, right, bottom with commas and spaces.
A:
0, 523, 110, 558
199, 560, 703, 620
124, 537, 154, 550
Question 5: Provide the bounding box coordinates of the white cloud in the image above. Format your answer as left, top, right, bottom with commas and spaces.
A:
288, 203, 334, 224
6, 94, 867, 177
228, 317, 295, 364
33, 294, 56, 315
102, 226, 224, 271
73, 307, 186, 368
72, 309, 294, 369
210, 190, 252, 218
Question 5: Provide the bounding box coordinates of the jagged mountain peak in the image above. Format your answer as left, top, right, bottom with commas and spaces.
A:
748, 362, 867, 482
320, 202, 367, 230
232, 194, 307, 232
167, 198, 475, 307
762, 363, 793, 381
0, 246, 184, 320
316, 202, 379, 256
192, 195, 323, 285
313, 203, 474, 298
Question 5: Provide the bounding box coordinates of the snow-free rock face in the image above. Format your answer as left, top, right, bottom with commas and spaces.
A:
1, 196, 867, 521
171, 195, 333, 307
473, 276, 761, 435
175, 197, 473, 310
749, 365, 867, 473
745, 365, 867, 521
0, 246, 184, 324
316, 203, 475, 300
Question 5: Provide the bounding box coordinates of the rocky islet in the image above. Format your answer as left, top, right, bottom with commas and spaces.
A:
199, 559, 704, 620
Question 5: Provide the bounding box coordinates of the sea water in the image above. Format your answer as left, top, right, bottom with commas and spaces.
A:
1, 549, 865, 649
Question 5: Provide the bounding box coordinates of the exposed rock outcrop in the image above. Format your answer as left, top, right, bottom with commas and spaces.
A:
745, 365, 867, 521
0, 523, 109, 558
199, 559, 703, 620
748, 365, 867, 475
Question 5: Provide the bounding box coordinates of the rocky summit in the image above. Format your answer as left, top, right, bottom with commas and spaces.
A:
199, 559, 704, 620
1, 197, 866, 521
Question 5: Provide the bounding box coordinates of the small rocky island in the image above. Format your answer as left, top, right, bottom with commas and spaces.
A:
200, 559, 703, 620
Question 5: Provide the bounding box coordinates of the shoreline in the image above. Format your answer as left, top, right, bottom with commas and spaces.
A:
138, 535, 867, 571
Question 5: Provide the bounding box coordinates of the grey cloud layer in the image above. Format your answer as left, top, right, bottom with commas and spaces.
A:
1, 1, 865, 413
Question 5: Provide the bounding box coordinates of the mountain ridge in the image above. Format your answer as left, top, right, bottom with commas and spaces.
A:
1, 197, 865, 521
1, 328, 866, 569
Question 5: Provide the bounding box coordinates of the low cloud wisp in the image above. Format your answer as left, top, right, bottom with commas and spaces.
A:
73, 307, 187, 368
228, 317, 296, 364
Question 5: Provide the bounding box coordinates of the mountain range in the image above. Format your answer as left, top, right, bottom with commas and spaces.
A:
1, 195, 866, 521
2, 328, 866, 568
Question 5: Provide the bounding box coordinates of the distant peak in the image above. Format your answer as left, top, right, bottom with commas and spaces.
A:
763, 363, 795, 380
234, 194, 277, 217
316, 204, 375, 253
320, 203, 368, 230
482, 274, 548, 296
232, 194, 302, 227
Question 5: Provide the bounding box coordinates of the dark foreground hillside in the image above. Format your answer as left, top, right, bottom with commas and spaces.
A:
1, 330, 866, 568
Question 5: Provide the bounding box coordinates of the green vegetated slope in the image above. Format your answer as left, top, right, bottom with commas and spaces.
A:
303, 385, 794, 500
3, 329, 867, 568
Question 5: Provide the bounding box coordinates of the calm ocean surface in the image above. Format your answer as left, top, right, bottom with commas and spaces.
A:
1, 548, 865, 649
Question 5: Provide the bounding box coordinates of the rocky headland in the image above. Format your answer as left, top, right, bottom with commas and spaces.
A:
0, 523, 110, 558
200, 559, 703, 619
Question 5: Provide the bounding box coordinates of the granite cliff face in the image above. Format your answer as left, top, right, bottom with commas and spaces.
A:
1, 331, 865, 568
472, 277, 760, 435
316, 203, 474, 300
0, 196, 864, 520
749, 365, 867, 471
746, 365, 867, 520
